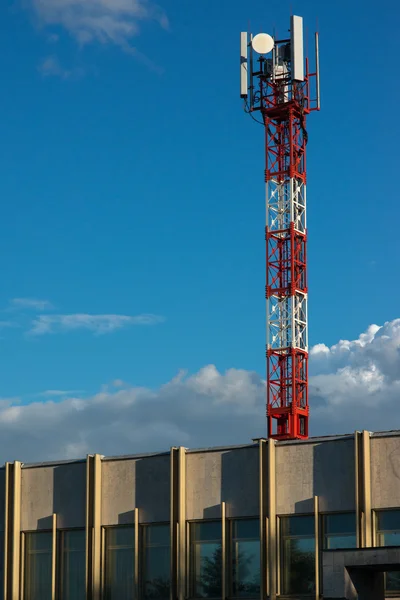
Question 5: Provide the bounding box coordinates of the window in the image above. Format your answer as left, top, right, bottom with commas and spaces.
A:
0, 531, 4, 600
376, 510, 400, 593
104, 526, 135, 600
230, 519, 260, 597
142, 524, 170, 600
24, 532, 52, 600
59, 530, 85, 600
322, 513, 356, 549
190, 521, 222, 598
280, 516, 315, 596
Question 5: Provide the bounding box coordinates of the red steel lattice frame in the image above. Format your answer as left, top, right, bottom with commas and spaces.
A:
261, 75, 311, 440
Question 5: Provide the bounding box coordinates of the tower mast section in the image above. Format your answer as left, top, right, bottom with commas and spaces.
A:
240, 17, 320, 440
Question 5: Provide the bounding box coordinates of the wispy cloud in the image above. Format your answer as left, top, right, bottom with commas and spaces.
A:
34, 390, 84, 398
29, 313, 165, 335
38, 55, 84, 80
11, 298, 53, 311
30, 0, 168, 47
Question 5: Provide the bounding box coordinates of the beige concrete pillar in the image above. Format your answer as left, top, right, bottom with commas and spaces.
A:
86, 454, 102, 600
267, 439, 277, 600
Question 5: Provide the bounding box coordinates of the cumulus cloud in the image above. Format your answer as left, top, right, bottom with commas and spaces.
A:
30, 0, 168, 47
29, 313, 164, 335
11, 297, 53, 311
1, 319, 400, 463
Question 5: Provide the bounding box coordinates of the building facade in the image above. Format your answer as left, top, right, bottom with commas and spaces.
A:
1, 429, 400, 599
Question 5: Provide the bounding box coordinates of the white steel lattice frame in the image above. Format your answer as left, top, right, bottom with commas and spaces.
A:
266, 177, 308, 353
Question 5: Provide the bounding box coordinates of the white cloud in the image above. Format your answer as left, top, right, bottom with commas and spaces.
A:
34, 389, 84, 398
29, 313, 164, 335
30, 0, 168, 47
1, 319, 400, 462
11, 297, 53, 311
38, 55, 84, 80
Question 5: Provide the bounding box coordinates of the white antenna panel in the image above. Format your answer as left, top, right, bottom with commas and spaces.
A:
240, 32, 248, 98
290, 15, 304, 82
251, 33, 274, 55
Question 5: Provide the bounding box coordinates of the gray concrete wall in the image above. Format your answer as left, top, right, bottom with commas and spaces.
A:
21, 462, 86, 530
186, 446, 259, 520
276, 438, 355, 514
101, 454, 170, 525
371, 435, 400, 509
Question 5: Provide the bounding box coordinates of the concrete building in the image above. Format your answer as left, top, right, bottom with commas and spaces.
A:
1, 429, 400, 600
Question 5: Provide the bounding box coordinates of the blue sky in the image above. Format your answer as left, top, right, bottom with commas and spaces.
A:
0, 0, 398, 458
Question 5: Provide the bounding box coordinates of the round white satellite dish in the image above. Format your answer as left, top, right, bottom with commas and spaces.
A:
252, 33, 274, 55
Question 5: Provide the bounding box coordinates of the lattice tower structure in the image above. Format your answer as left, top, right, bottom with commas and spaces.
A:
263, 81, 309, 440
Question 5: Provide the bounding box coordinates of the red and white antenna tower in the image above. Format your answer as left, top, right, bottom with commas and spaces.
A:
240, 17, 320, 440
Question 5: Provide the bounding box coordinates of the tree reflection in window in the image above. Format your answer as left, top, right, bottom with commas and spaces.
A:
142, 524, 170, 599
280, 516, 315, 595
190, 521, 222, 598
230, 519, 260, 597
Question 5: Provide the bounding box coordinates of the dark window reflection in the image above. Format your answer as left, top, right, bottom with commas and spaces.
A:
323, 513, 356, 549
60, 530, 85, 600
231, 519, 260, 597
24, 531, 52, 600
190, 521, 222, 598
376, 511, 400, 592
280, 516, 315, 595
142, 524, 170, 599
0, 530, 3, 600
105, 527, 135, 600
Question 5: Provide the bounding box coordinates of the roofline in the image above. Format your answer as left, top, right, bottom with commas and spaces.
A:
2, 428, 400, 469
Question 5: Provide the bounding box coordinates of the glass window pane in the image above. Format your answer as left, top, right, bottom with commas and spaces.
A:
376, 511, 400, 594
386, 571, 400, 591
105, 527, 134, 600
232, 539, 260, 597
323, 513, 356, 550
24, 532, 52, 600
0, 531, 3, 600
232, 520, 259, 540
380, 531, 400, 547
281, 517, 315, 596
60, 530, 85, 600
142, 525, 170, 600
324, 513, 356, 535
190, 522, 222, 598
281, 515, 314, 537
325, 535, 357, 550
192, 522, 222, 543
231, 519, 260, 598
378, 510, 400, 532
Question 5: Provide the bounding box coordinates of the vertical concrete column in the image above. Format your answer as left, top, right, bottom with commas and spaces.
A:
355, 431, 372, 548
267, 439, 276, 600
361, 431, 372, 547
177, 447, 186, 600
258, 440, 267, 600
134, 507, 139, 598
10, 461, 21, 600
221, 501, 226, 600
170, 448, 178, 600
86, 454, 103, 600
51, 513, 57, 600
354, 431, 361, 548
4, 463, 10, 600
314, 495, 320, 600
